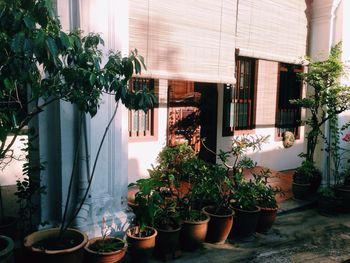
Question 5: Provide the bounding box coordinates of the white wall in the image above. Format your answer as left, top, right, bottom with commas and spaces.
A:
128, 79, 168, 183
0, 135, 26, 186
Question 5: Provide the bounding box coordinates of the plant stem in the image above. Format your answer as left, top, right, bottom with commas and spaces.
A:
64, 102, 119, 230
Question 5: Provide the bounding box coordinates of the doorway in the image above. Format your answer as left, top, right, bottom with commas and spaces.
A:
167, 80, 218, 163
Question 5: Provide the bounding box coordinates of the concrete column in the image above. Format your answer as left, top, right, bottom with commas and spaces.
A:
36, 0, 131, 238
309, 0, 342, 181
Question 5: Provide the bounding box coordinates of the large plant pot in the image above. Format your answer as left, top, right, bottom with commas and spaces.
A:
0, 216, 17, 241
309, 172, 322, 193
334, 185, 350, 213
23, 228, 88, 263
180, 212, 210, 251
202, 206, 234, 244
126, 226, 157, 262
0, 235, 14, 263
84, 237, 127, 263
154, 225, 181, 257
231, 207, 260, 240
292, 182, 311, 200
256, 207, 278, 234
317, 195, 342, 215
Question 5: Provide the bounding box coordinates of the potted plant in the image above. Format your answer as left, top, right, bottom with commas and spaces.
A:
0, 0, 155, 261
200, 164, 234, 244
178, 157, 210, 251
84, 218, 127, 263
126, 177, 160, 261
292, 160, 320, 200
290, 43, 350, 194
230, 179, 260, 241
208, 134, 269, 241
254, 170, 282, 233
317, 186, 342, 215
0, 235, 14, 263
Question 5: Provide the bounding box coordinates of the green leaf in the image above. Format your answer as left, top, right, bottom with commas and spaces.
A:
23, 16, 35, 29
46, 37, 58, 57
89, 73, 96, 86
59, 31, 71, 49
11, 32, 25, 53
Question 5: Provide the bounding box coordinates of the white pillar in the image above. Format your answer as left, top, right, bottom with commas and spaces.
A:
36, 0, 131, 238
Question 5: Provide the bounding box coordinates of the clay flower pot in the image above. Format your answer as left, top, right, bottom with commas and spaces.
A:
256, 206, 278, 233
155, 225, 181, 257
180, 212, 210, 251
292, 182, 311, 200
126, 226, 157, 261
231, 207, 260, 241
84, 237, 127, 263
23, 228, 88, 263
202, 206, 234, 244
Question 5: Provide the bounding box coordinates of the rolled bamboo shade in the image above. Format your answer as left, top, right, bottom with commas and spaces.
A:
236, 0, 308, 64
129, 0, 237, 84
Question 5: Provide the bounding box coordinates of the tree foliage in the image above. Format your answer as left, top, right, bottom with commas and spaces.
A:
290, 43, 350, 162
0, 0, 156, 165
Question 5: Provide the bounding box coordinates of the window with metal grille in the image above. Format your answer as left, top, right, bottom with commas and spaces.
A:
275, 63, 302, 138
222, 57, 256, 136
128, 78, 157, 139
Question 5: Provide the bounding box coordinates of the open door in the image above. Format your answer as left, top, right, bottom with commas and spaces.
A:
168, 81, 218, 163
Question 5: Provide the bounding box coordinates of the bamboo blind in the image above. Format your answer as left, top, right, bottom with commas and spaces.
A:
129, 0, 237, 84
236, 0, 308, 63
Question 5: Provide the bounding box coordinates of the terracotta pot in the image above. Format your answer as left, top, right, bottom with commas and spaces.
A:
0, 216, 17, 241
180, 212, 210, 251
309, 172, 322, 193
23, 228, 88, 263
317, 195, 342, 215
292, 182, 311, 200
84, 237, 127, 263
256, 206, 278, 234
126, 226, 157, 261
154, 225, 181, 257
231, 207, 260, 240
202, 206, 234, 244
0, 235, 14, 263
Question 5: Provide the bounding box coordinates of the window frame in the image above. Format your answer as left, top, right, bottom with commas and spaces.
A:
222, 56, 257, 136
275, 63, 303, 140
128, 78, 158, 142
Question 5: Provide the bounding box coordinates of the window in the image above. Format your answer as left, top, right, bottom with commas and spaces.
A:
275, 63, 302, 138
222, 57, 256, 136
128, 78, 157, 140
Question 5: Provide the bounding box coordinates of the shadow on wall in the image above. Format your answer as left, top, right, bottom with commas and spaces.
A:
128, 158, 142, 184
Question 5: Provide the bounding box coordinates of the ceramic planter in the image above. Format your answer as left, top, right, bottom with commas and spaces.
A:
84, 237, 127, 263
292, 182, 311, 200
0, 216, 17, 241
256, 206, 278, 234
180, 212, 210, 251
309, 172, 322, 194
154, 225, 181, 257
202, 206, 234, 244
0, 235, 14, 263
126, 226, 157, 261
23, 228, 88, 263
231, 207, 260, 240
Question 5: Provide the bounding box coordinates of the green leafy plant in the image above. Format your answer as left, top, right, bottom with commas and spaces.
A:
290, 43, 350, 164
231, 180, 258, 211
293, 160, 320, 184
0, 0, 156, 242
254, 170, 283, 209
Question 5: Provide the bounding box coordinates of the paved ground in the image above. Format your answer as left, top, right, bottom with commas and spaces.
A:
150, 208, 350, 263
